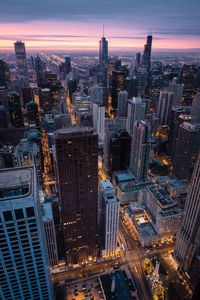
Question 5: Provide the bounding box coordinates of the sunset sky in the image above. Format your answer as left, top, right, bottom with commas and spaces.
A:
1, 0, 200, 53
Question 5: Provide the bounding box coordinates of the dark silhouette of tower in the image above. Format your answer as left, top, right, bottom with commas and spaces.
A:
99, 26, 108, 67
35, 54, 45, 87
142, 35, 153, 70
54, 127, 99, 265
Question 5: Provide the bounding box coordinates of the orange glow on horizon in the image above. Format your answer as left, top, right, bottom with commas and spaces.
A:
0, 21, 200, 52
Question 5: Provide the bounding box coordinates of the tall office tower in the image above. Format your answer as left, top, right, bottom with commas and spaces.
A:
41, 200, 59, 268
92, 103, 105, 141
21, 87, 34, 107
135, 52, 141, 69
157, 91, 174, 125
175, 152, 200, 271
136, 66, 149, 96
39, 88, 52, 112
125, 76, 137, 98
0, 166, 53, 299
108, 131, 131, 176
54, 127, 99, 265
130, 120, 151, 181
68, 78, 77, 102
180, 64, 199, 106
168, 107, 191, 157
0, 59, 10, 88
64, 56, 71, 74
111, 69, 127, 109
172, 122, 200, 180
117, 90, 128, 117
99, 30, 108, 67
35, 54, 45, 87
126, 97, 146, 136
14, 41, 28, 77
7, 92, 24, 127
43, 71, 59, 87
26, 101, 39, 127
167, 78, 184, 106
99, 180, 120, 257
142, 35, 153, 70
91, 84, 104, 105
191, 92, 200, 123
104, 118, 126, 175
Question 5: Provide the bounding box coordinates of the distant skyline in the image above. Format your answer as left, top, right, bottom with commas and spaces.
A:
1, 0, 200, 52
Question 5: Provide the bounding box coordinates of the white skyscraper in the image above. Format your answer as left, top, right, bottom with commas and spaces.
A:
157, 91, 174, 125
117, 90, 128, 117
175, 152, 200, 271
130, 120, 151, 181
92, 103, 105, 141
99, 180, 120, 257
0, 166, 53, 300
167, 78, 184, 106
126, 97, 146, 135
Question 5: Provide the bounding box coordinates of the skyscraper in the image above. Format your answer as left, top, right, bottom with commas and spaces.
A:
117, 90, 128, 117
54, 127, 99, 265
99, 180, 119, 257
99, 29, 108, 67
92, 103, 105, 141
157, 91, 174, 125
111, 67, 128, 109
172, 122, 200, 180
191, 92, 200, 123
167, 78, 184, 106
14, 41, 28, 77
0, 166, 53, 299
130, 120, 151, 181
126, 97, 146, 136
7, 92, 24, 127
35, 54, 45, 87
175, 152, 200, 271
142, 35, 153, 70
0, 59, 10, 88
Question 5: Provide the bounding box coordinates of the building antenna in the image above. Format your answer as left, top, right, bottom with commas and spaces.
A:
103, 24, 105, 37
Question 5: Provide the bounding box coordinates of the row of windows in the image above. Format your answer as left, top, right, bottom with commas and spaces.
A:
2, 207, 35, 222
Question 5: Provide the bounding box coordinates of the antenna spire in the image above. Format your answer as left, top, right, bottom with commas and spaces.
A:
103, 24, 105, 37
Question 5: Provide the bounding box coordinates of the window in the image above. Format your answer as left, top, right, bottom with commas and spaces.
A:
3, 211, 13, 221
26, 207, 35, 217
15, 209, 24, 220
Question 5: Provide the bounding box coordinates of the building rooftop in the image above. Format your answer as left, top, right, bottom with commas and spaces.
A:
148, 185, 175, 209
41, 202, 53, 221
55, 126, 94, 137
100, 270, 133, 300
0, 166, 34, 200
113, 170, 135, 183
100, 179, 113, 191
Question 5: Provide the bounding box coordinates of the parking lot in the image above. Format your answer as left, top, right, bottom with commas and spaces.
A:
66, 276, 104, 300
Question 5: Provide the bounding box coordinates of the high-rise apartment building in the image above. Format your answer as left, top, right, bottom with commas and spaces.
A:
0, 166, 53, 299
14, 41, 28, 77
54, 127, 99, 265
172, 122, 200, 180
167, 78, 184, 106
99, 180, 119, 257
126, 97, 146, 136
175, 152, 200, 271
117, 90, 128, 117
157, 91, 174, 125
130, 120, 151, 181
